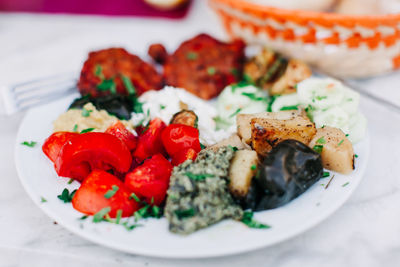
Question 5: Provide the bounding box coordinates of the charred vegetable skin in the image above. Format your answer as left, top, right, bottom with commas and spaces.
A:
69, 94, 140, 120
239, 140, 323, 211
78, 48, 163, 98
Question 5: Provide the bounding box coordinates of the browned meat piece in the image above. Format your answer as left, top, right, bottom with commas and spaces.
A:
78, 48, 163, 97
162, 34, 245, 100
148, 44, 168, 64
244, 48, 311, 95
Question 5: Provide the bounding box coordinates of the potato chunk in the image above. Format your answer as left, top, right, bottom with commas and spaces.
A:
237, 110, 305, 145
309, 127, 354, 174
208, 134, 250, 152
251, 114, 316, 156
229, 150, 259, 198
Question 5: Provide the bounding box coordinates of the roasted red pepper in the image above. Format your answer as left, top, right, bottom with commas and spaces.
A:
42, 132, 79, 163
125, 154, 172, 205
105, 121, 137, 151
161, 124, 201, 157
54, 132, 132, 181
171, 148, 198, 166
132, 118, 166, 162
72, 170, 139, 218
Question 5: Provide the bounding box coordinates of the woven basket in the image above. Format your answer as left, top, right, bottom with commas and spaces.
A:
210, 0, 400, 78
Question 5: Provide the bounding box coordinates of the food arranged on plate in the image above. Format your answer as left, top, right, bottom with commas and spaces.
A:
38, 33, 367, 235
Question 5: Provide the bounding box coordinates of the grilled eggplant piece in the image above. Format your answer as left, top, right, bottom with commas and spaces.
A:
238, 139, 323, 211
170, 110, 198, 127
309, 126, 354, 174
69, 94, 140, 120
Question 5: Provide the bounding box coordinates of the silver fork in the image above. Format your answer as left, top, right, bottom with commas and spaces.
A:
0, 73, 78, 115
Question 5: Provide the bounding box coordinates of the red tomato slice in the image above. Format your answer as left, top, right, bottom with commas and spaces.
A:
125, 154, 172, 205
54, 132, 132, 180
42, 132, 79, 162
72, 170, 139, 217
161, 124, 201, 157
105, 121, 137, 151
171, 148, 198, 166
132, 118, 167, 162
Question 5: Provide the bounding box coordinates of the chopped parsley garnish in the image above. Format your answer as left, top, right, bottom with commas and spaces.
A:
230, 68, 239, 77
97, 79, 116, 94
175, 208, 195, 219
207, 66, 216, 75
134, 204, 162, 221
345, 134, 349, 137
313, 145, 323, 154
186, 52, 198, 60
280, 105, 299, 111
304, 104, 315, 119
322, 125, 326, 129
93, 207, 111, 223
316, 136, 326, 144
241, 211, 270, 229
200, 143, 206, 149
241, 92, 265, 101
315, 95, 327, 101
228, 145, 238, 151
251, 165, 257, 170
80, 128, 95, 134
322, 171, 330, 178
67, 178, 74, 184
337, 139, 344, 146
115, 209, 123, 224
122, 222, 142, 231
79, 215, 88, 220
342, 182, 350, 187
94, 64, 104, 79
231, 81, 251, 92
57, 188, 76, 203
243, 73, 253, 84
40, 197, 47, 203
185, 172, 214, 181
21, 141, 37, 147
129, 192, 141, 202
81, 108, 92, 117
355, 154, 358, 158
72, 124, 78, 132
229, 108, 242, 118
267, 95, 279, 112
160, 104, 166, 110
104, 185, 119, 199
121, 75, 136, 95
213, 116, 230, 130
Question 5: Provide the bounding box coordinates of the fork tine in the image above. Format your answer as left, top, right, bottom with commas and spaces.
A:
15, 79, 77, 102
1, 73, 78, 115
18, 86, 77, 110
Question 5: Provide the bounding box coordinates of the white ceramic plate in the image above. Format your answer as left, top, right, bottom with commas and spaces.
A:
15, 93, 369, 258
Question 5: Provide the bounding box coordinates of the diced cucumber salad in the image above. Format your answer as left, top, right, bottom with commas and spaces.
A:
216, 77, 367, 144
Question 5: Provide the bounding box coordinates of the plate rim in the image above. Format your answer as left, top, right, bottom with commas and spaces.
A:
14, 94, 370, 259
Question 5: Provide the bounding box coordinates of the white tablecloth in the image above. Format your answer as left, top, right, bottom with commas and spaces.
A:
1, 1, 400, 266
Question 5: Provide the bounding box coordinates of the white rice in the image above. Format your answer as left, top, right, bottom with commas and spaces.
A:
130, 86, 233, 145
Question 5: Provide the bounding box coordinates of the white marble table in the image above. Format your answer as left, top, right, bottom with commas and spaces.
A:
1, 1, 400, 266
